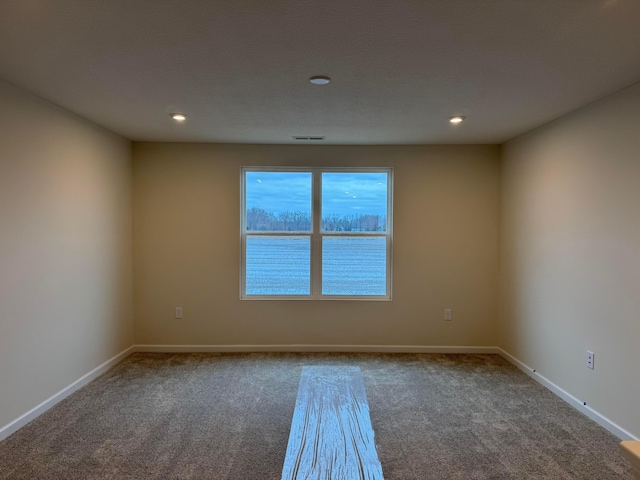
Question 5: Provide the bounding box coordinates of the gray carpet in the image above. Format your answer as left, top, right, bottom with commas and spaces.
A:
0, 353, 632, 479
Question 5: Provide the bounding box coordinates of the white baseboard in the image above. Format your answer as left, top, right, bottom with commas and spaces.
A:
6, 344, 633, 443
497, 348, 638, 441
0, 346, 136, 442
134, 344, 500, 354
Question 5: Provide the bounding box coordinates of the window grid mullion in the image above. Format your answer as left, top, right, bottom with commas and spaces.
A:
311, 169, 322, 297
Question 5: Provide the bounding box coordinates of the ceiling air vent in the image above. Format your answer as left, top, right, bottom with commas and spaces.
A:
293, 136, 325, 141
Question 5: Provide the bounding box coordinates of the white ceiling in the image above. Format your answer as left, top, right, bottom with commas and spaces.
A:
1, 0, 640, 145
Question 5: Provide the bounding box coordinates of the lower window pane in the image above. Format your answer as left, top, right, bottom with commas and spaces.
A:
246, 236, 310, 295
322, 237, 386, 296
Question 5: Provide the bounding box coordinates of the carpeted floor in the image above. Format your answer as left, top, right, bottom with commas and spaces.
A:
0, 353, 632, 479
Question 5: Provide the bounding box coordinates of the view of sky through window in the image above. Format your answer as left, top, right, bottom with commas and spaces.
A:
321, 172, 387, 217
245, 171, 312, 231
322, 172, 387, 232
245, 171, 311, 214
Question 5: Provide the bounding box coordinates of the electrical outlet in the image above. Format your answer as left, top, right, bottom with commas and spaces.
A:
586, 351, 594, 369
444, 309, 452, 321
175, 307, 183, 319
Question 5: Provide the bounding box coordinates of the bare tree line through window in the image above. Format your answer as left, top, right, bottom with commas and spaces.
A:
246, 207, 386, 232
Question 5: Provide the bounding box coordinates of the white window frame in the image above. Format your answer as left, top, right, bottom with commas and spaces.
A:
240, 166, 393, 300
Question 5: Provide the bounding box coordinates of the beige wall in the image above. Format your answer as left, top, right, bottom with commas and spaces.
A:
0, 79, 133, 429
133, 143, 500, 347
500, 83, 640, 438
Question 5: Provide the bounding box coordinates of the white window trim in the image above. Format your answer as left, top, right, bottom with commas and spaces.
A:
240, 166, 393, 300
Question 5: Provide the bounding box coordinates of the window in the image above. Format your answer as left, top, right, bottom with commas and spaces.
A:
241, 167, 392, 299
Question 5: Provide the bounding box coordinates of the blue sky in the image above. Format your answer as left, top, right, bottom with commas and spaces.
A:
245, 171, 387, 216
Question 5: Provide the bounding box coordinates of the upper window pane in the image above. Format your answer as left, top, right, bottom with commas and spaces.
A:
321, 172, 388, 232
245, 171, 312, 232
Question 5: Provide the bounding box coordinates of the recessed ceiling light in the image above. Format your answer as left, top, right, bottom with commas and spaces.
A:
171, 113, 187, 121
449, 116, 465, 124
309, 76, 331, 85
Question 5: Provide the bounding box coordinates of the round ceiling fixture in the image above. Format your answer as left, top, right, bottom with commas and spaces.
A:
309, 76, 331, 85
171, 113, 187, 121
449, 115, 465, 124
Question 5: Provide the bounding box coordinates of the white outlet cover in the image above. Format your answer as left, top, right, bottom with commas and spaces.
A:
586, 351, 594, 369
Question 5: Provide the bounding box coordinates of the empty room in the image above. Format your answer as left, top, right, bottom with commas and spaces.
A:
1, 1, 639, 479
